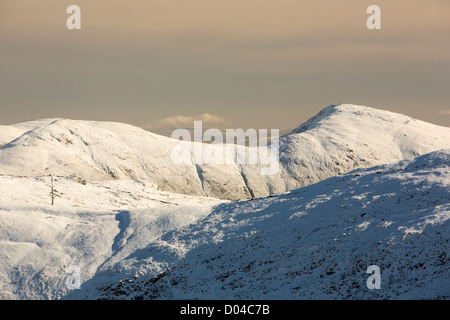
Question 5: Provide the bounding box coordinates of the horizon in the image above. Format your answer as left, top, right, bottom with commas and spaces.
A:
2, 104, 449, 135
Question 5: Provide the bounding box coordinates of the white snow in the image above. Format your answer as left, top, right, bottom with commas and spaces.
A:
1, 104, 449, 200
67, 149, 449, 300
0, 178, 224, 299
0, 104, 449, 300
0, 125, 27, 148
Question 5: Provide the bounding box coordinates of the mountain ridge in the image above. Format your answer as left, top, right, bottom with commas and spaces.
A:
1, 104, 449, 200
66, 149, 450, 300
0, 104, 449, 300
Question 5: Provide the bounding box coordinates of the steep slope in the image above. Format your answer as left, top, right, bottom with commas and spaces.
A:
0, 125, 27, 148
1, 104, 449, 201
242, 104, 450, 197
73, 149, 449, 300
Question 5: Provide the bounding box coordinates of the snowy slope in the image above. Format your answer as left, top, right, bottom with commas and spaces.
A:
0, 119, 249, 200
1, 104, 449, 200
0, 177, 224, 299
1, 104, 449, 300
242, 104, 450, 198
0, 125, 27, 148
0, 149, 448, 299
68, 149, 449, 300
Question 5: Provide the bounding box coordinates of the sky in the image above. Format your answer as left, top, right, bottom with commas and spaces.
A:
1, 0, 449, 130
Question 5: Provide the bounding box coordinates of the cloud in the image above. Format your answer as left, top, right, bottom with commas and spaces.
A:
437, 109, 450, 115
150, 113, 228, 128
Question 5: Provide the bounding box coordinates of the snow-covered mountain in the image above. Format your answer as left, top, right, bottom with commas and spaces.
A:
0, 104, 449, 300
64, 149, 449, 300
1, 149, 448, 299
1, 104, 449, 201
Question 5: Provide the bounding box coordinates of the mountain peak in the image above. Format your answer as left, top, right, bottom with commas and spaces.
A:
291, 104, 415, 134
291, 104, 341, 134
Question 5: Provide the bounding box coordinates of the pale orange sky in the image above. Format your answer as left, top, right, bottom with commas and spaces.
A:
1, 0, 449, 129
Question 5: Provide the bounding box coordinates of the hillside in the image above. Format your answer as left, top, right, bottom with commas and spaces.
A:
0, 177, 224, 299
1, 104, 449, 200
66, 149, 450, 300
0, 104, 449, 300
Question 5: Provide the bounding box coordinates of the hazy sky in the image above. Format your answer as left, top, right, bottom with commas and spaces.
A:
1, 0, 449, 130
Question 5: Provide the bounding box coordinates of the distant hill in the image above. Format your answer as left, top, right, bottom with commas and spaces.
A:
1, 104, 449, 201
